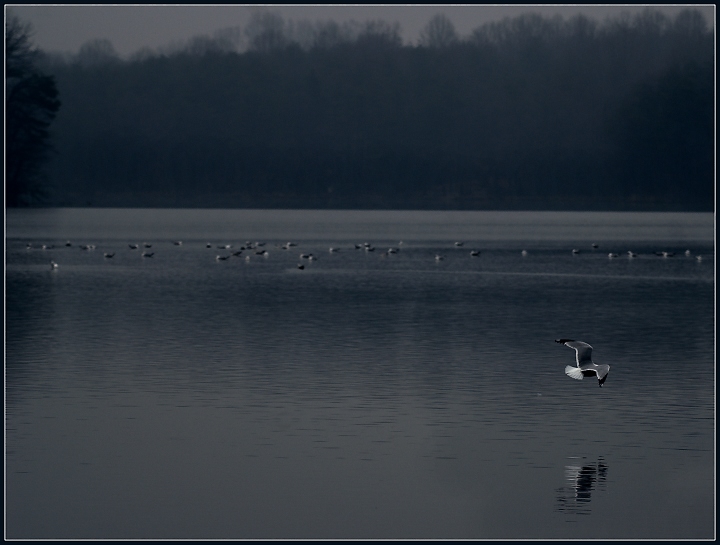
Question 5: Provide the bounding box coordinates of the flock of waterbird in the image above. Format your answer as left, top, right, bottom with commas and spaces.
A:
35, 239, 706, 271
29, 239, 709, 389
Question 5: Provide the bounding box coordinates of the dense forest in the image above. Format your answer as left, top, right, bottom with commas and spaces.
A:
30, 9, 714, 210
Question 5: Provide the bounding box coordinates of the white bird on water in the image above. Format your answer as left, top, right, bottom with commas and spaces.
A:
555, 339, 610, 387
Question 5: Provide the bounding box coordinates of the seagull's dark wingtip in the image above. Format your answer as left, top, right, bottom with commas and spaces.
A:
555, 338, 574, 344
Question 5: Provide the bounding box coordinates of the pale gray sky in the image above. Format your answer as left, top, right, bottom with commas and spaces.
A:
6, 4, 715, 57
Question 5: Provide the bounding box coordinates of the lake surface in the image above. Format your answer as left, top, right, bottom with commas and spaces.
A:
5, 209, 715, 539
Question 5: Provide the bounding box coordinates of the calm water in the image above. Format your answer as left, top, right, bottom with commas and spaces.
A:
5, 209, 715, 539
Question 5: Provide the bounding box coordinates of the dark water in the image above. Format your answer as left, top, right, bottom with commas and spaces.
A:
5, 209, 715, 539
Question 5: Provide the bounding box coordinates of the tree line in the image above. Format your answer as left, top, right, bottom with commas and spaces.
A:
10, 9, 714, 210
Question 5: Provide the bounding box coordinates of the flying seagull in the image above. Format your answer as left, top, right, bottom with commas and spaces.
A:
555, 339, 610, 387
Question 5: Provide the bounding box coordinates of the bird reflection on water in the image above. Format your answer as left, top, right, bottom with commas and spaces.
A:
556, 457, 608, 516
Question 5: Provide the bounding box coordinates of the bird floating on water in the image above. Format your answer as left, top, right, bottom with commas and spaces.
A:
470, 250, 480, 257
104, 252, 115, 258
555, 339, 610, 387
142, 251, 154, 258
50, 260, 59, 270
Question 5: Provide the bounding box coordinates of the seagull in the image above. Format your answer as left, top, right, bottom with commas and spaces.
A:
455, 241, 464, 247
129, 244, 139, 250
521, 250, 528, 256
173, 241, 183, 246
572, 249, 581, 254
627, 251, 637, 258
470, 250, 480, 256
142, 251, 154, 258
104, 252, 115, 258
50, 260, 59, 270
435, 254, 444, 261
555, 339, 610, 387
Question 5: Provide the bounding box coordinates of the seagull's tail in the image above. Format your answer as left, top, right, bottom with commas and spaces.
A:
565, 366, 584, 380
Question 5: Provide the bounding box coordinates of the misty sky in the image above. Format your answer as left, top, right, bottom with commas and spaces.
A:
6, 4, 715, 57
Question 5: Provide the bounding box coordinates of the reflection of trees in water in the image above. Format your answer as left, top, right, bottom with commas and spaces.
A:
556, 457, 608, 516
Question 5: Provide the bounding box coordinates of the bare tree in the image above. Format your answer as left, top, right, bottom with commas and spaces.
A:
245, 10, 288, 52
418, 14, 458, 48
76, 38, 120, 66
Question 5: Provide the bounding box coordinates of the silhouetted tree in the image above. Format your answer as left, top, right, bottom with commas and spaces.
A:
418, 14, 459, 47
245, 10, 289, 52
6, 15, 61, 206
76, 38, 120, 66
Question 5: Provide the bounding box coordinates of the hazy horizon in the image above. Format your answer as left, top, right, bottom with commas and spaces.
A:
6, 4, 716, 57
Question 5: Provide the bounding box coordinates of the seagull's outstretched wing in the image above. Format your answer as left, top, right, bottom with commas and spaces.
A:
555, 339, 593, 367
565, 365, 584, 380
594, 364, 610, 385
